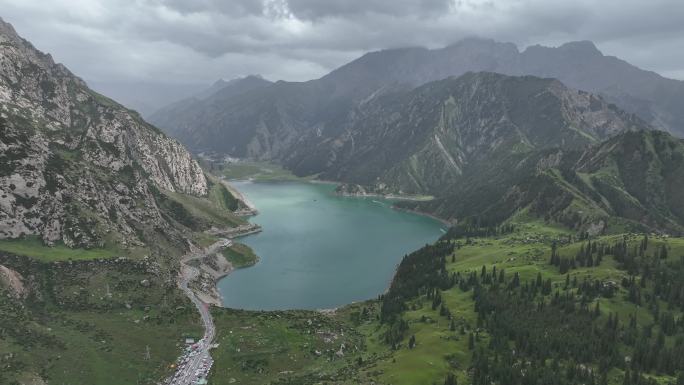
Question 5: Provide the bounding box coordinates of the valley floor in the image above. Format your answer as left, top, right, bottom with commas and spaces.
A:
2, 211, 684, 384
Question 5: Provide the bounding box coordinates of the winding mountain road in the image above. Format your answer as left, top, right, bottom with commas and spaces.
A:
166, 239, 229, 385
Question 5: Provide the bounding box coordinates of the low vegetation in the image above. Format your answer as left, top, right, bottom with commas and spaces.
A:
207, 177, 240, 211
221, 243, 258, 268
0, 236, 119, 262
153, 185, 244, 230
216, 161, 306, 181
0, 252, 202, 385
208, 309, 368, 385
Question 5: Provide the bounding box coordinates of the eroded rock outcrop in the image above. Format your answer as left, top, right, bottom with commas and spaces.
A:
0, 264, 26, 298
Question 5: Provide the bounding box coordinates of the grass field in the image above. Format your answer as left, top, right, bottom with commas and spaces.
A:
163, 189, 245, 229
207, 178, 240, 211
0, 236, 119, 262
221, 243, 258, 268
0, 253, 203, 385
208, 308, 366, 385
18, 310, 202, 385
192, 232, 220, 248
218, 161, 307, 181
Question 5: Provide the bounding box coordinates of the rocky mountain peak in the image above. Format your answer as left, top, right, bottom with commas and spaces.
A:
523, 40, 603, 58
558, 40, 602, 56
0, 16, 19, 41
444, 37, 519, 55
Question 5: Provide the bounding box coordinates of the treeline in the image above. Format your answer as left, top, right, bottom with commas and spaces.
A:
379, 242, 454, 345
549, 239, 606, 273
557, 235, 684, 313
471, 283, 620, 374
463, 274, 684, 384
454, 237, 684, 384
377, 232, 684, 383
440, 222, 515, 241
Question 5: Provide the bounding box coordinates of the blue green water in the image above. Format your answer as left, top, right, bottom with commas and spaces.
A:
218, 181, 445, 310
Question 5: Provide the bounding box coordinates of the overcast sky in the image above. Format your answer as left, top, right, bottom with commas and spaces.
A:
2, 0, 683, 86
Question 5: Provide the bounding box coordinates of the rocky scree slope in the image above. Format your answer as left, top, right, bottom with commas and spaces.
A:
0, 18, 208, 252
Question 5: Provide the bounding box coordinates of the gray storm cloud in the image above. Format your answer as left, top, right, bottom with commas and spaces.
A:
1, 0, 682, 89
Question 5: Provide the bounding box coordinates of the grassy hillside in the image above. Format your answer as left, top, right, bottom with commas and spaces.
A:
0, 252, 203, 385
404, 130, 684, 235
0, 179, 246, 385
0, 174, 246, 384
205, 220, 684, 385
207, 176, 240, 211
221, 243, 259, 268
153, 182, 244, 232
217, 161, 303, 181
0, 236, 119, 262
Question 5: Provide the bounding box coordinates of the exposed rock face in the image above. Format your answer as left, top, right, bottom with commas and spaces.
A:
0, 264, 26, 298
0, 18, 207, 249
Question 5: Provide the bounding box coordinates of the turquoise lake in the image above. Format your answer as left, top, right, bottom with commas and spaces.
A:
218, 181, 446, 310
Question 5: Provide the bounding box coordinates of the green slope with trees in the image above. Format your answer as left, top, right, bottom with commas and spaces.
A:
204, 220, 684, 385
402, 130, 684, 236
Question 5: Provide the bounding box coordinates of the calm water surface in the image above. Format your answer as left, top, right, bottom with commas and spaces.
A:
218, 181, 445, 310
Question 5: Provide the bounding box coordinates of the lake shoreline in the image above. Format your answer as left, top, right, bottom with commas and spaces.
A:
225, 178, 453, 227
215, 179, 446, 310
213, 252, 261, 306
220, 178, 258, 215
185, 237, 262, 307
391, 206, 453, 227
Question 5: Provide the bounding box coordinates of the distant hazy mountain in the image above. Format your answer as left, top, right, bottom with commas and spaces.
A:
149, 75, 273, 145
196, 75, 271, 100
148, 38, 684, 233
150, 38, 684, 158
294, 72, 646, 192
290, 72, 684, 233
88, 80, 207, 118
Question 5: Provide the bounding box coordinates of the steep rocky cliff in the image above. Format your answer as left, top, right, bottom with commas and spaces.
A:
0, 18, 211, 251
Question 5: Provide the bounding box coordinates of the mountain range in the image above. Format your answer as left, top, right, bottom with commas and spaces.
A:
1, 18, 683, 255
150, 38, 684, 156
150, 44, 684, 234
2, 13, 684, 385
